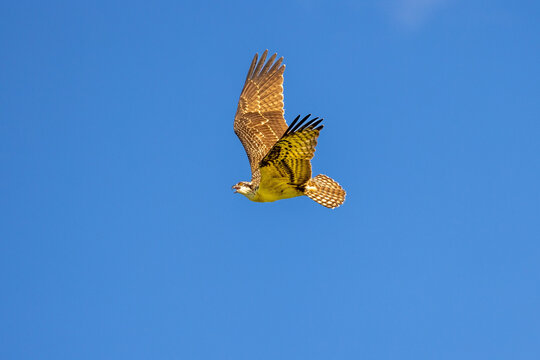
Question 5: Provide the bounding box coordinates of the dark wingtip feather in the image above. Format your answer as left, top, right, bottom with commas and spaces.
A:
292, 115, 309, 132
288, 115, 304, 133
299, 117, 323, 131
284, 114, 326, 135
310, 119, 324, 130
285, 115, 301, 135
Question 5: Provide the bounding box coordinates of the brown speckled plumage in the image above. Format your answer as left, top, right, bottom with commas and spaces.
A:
233, 51, 346, 209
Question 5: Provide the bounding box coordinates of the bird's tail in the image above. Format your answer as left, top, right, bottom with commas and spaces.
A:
304, 174, 346, 209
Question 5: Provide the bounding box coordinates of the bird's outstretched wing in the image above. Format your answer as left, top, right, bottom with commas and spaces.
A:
234, 50, 288, 179
259, 114, 324, 187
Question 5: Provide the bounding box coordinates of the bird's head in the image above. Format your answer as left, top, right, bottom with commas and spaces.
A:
232, 181, 256, 198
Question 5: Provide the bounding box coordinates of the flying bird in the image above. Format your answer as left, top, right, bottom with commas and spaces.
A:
232, 50, 346, 209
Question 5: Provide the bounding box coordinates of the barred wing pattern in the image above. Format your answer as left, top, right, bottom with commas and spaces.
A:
259, 115, 323, 187
234, 50, 288, 180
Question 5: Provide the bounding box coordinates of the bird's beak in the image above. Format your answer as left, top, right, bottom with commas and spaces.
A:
232, 185, 239, 193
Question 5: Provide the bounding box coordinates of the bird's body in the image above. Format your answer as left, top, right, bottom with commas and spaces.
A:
232, 50, 346, 209
249, 174, 305, 203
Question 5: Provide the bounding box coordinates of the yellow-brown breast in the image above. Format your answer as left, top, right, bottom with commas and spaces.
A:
250, 178, 304, 202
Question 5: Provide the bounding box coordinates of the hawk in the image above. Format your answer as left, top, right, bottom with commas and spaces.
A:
232, 50, 346, 209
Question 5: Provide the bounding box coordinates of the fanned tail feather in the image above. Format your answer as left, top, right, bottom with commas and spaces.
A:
304, 174, 346, 209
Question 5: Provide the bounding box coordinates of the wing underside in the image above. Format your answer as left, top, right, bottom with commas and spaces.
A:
234, 50, 288, 181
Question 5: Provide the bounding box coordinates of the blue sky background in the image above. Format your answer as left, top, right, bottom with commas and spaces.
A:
1, 1, 539, 359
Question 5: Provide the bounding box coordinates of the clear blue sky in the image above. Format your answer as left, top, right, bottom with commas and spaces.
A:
1, 1, 539, 359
